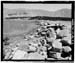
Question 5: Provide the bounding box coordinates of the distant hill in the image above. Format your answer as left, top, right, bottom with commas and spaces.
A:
54, 9, 71, 17
4, 8, 71, 18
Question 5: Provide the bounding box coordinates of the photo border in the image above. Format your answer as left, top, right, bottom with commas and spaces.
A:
1, 1, 74, 61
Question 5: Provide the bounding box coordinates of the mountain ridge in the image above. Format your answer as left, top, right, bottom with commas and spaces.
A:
4, 8, 71, 18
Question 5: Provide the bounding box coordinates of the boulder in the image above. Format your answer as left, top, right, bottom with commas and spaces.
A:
53, 39, 62, 49
12, 50, 27, 59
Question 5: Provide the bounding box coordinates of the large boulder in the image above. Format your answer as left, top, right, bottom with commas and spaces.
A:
12, 50, 28, 59
53, 39, 62, 49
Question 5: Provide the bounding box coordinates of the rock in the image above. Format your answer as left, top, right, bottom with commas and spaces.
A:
56, 53, 61, 59
53, 39, 62, 49
4, 50, 12, 59
62, 46, 72, 52
56, 28, 61, 34
27, 52, 46, 59
4, 47, 13, 59
48, 52, 61, 59
62, 35, 71, 45
29, 46, 37, 52
57, 29, 70, 37
47, 28, 56, 40
12, 50, 27, 59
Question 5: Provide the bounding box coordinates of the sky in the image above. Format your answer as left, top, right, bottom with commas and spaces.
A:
4, 4, 71, 11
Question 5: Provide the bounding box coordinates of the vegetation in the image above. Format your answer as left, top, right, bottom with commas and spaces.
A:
3, 37, 10, 45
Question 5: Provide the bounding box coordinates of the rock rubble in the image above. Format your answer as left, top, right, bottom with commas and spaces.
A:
3, 21, 73, 60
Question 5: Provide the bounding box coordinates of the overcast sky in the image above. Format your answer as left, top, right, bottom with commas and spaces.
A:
4, 4, 71, 11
